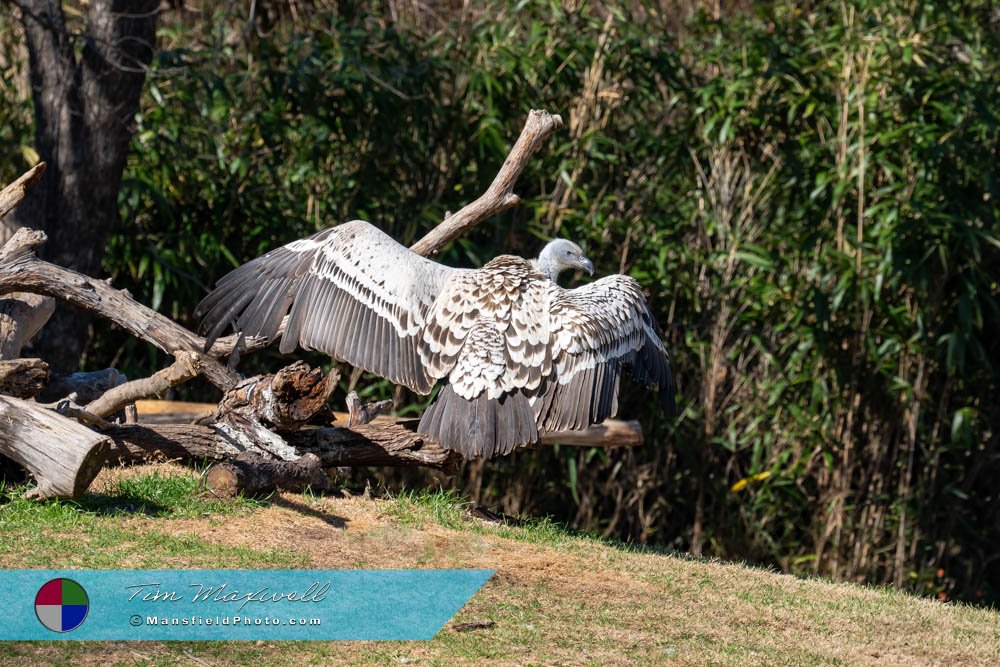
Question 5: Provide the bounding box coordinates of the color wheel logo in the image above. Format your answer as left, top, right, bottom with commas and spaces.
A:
35, 578, 89, 633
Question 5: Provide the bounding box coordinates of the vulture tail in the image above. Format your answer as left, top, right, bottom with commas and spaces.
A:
418, 385, 537, 460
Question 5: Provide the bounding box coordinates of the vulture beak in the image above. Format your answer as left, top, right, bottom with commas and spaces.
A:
578, 256, 594, 276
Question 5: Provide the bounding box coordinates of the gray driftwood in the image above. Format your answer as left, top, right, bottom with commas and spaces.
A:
0, 292, 55, 359
104, 421, 460, 472
0, 162, 54, 360
0, 395, 110, 498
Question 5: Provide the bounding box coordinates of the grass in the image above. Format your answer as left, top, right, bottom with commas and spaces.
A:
0, 465, 301, 570
1, 463, 999, 665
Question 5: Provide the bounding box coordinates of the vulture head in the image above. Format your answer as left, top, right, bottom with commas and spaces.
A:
535, 239, 594, 282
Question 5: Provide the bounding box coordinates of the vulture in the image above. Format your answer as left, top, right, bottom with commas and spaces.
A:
196, 220, 675, 459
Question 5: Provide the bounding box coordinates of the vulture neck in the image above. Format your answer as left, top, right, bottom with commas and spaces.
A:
532, 255, 563, 282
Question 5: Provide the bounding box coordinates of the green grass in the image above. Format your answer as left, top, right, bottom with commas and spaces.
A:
0, 471, 303, 570
1, 466, 999, 666
380, 487, 619, 549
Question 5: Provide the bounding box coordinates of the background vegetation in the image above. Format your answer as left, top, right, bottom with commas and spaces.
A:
1, 0, 998, 603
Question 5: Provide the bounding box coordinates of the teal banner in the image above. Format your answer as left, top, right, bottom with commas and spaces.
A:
0, 569, 493, 640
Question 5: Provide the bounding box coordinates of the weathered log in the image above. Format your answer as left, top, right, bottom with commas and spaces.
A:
288, 423, 461, 470
0, 395, 110, 498
105, 424, 237, 462
212, 362, 340, 461
38, 367, 127, 403
0, 292, 55, 359
216, 362, 339, 430
203, 452, 331, 497
539, 419, 644, 448
103, 422, 460, 471
134, 399, 645, 449
0, 357, 50, 398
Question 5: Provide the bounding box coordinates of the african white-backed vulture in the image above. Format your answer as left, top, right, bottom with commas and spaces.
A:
196, 220, 675, 459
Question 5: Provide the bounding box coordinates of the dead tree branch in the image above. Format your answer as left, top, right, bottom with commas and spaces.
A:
0, 292, 55, 359
0, 227, 238, 390
84, 351, 203, 419
204, 452, 331, 497
409, 109, 563, 257
0, 162, 46, 219
0, 163, 54, 359
105, 422, 461, 472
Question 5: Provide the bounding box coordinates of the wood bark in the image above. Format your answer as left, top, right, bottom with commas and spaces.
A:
0, 395, 110, 498
203, 453, 331, 497
11, 0, 160, 370
0, 292, 55, 359
104, 422, 461, 472
0, 357, 49, 398
0, 162, 46, 221
211, 362, 339, 462
0, 163, 53, 359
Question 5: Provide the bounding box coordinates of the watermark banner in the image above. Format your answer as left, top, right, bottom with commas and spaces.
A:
0, 569, 494, 640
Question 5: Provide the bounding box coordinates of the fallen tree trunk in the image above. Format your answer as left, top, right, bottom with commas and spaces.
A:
0, 357, 49, 398
104, 421, 460, 472
203, 452, 331, 497
0, 395, 110, 498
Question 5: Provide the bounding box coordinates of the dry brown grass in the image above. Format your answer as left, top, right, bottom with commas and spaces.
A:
2, 463, 998, 666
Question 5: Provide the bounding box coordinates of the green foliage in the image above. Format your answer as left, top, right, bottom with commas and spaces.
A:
3, 0, 999, 603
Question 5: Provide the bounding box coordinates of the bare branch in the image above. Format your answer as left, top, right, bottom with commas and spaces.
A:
409, 109, 563, 257
85, 351, 203, 419
0, 292, 55, 359
49, 399, 113, 430
0, 227, 238, 390
0, 162, 46, 219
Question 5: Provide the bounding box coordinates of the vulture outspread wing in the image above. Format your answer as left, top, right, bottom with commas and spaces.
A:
534, 275, 676, 432
195, 220, 455, 394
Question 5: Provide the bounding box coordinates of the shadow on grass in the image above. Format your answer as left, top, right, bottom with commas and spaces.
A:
271, 494, 349, 529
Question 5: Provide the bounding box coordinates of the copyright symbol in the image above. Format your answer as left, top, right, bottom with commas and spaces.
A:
129, 615, 143, 626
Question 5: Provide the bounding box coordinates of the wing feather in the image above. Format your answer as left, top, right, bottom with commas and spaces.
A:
196, 220, 455, 394
536, 275, 675, 432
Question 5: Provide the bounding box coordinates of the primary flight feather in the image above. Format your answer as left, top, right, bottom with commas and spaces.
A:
196, 220, 675, 459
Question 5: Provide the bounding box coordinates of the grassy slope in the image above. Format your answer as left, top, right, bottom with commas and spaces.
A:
0, 463, 997, 666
